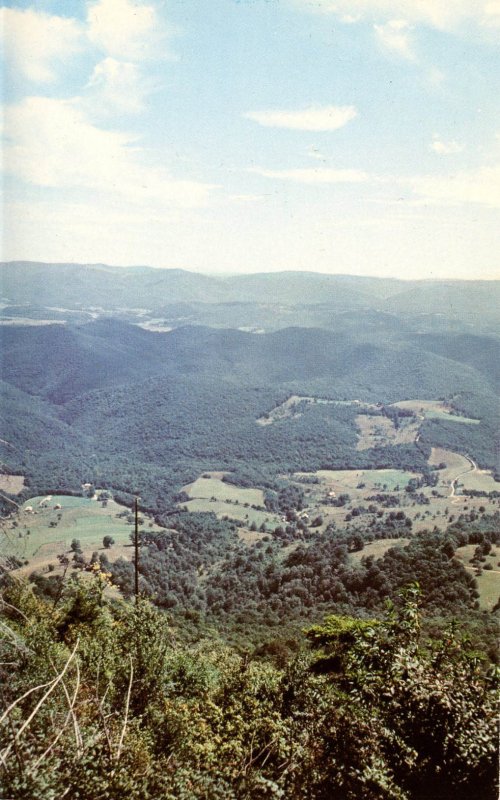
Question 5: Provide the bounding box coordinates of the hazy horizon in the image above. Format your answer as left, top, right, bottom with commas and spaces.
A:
2, 259, 500, 283
1, 1, 499, 280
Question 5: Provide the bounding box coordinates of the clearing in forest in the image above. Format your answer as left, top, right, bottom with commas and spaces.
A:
257, 395, 336, 425
181, 475, 279, 527
427, 448, 499, 497
428, 448, 471, 495
183, 475, 265, 507
355, 414, 420, 450
311, 468, 419, 492
391, 399, 479, 424
0, 474, 25, 494
455, 544, 500, 611
256, 396, 376, 426
458, 469, 500, 493
349, 537, 410, 565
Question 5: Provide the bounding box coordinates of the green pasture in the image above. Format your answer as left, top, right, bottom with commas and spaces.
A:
184, 476, 265, 507
183, 498, 278, 528
313, 468, 418, 492
2, 496, 162, 565
391, 399, 479, 424
455, 545, 500, 611
425, 410, 479, 424
350, 538, 409, 565
460, 471, 500, 493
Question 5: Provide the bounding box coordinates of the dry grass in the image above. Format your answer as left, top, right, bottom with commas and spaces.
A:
0, 474, 25, 494
350, 538, 409, 564
238, 528, 268, 546
460, 470, 500, 493
355, 414, 419, 450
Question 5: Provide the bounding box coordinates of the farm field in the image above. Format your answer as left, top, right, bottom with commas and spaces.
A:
458, 469, 500, 494
428, 448, 500, 496
428, 448, 472, 493
349, 538, 410, 565
0, 494, 165, 576
355, 414, 419, 450
183, 498, 278, 528
0, 474, 25, 494
311, 468, 419, 492
455, 544, 500, 611
183, 475, 265, 507
292, 454, 500, 536
391, 399, 479, 424
256, 395, 377, 426
181, 474, 279, 527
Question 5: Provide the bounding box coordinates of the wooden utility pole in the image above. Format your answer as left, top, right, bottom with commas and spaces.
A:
134, 496, 139, 600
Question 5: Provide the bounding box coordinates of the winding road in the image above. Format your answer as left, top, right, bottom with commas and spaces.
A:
449, 455, 478, 503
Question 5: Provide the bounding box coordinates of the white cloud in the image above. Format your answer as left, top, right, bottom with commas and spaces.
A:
296, 1, 500, 32
410, 164, 500, 207
1, 7, 83, 83
86, 0, 170, 61
483, 1, 500, 26
3, 96, 214, 209
251, 167, 369, 183
244, 105, 357, 131
430, 137, 464, 155
84, 58, 150, 114
374, 20, 415, 60
307, 147, 328, 161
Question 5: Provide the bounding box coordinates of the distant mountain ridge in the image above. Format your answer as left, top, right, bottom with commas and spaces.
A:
2, 261, 499, 315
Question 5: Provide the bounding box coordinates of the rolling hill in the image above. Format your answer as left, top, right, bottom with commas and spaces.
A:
0, 316, 498, 513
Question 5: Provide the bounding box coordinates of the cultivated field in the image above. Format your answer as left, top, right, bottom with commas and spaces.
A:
183, 498, 277, 528
293, 452, 500, 536
312, 468, 419, 492
181, 474, 279, 527
0, 494, 164, 576
183, 475, 265, 507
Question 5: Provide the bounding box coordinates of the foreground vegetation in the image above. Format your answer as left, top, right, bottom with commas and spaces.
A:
0, 577, 497, 800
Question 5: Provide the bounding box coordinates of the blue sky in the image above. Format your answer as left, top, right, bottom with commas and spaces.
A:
1, 0, 499, 278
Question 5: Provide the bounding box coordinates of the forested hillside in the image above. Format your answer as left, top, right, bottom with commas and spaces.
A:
0, 317, 498, 513
1, 264, 499, 798
0, 577, 497, 800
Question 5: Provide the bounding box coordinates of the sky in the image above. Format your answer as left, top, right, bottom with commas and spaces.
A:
1, 0, 499, 279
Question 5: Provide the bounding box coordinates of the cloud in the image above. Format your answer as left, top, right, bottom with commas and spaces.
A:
87, 0, 171, 61
430, 137, 464, 155
483, 1, 500, 26
1, 7, 83, 83
296, 1, 500, 32
251, 167, 369, 183
84, 58, 151, 114
3, 96, 214, 209
410, 164, 500, 207
374, 20, 415, 60
244, 105, 357, 131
